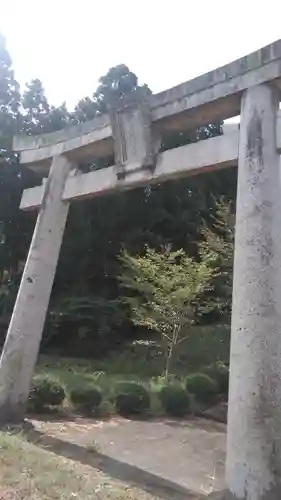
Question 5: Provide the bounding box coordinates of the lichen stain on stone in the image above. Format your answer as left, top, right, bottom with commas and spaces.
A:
33, 175, 52, 243
246, 110, 264, 173
260, 233, 274, 267
246, 51, 261, 72
40, 175, 52, 213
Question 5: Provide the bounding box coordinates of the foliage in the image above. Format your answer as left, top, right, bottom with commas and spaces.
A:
44, 294, 128, 355
21, 78, 72, 134
35, 351, 228, 418
98, 399, 115, 418
0, 32, 236, 359
205, 360, 229, 397
120, 246, 216, 378
0, 34, 37, 293
36, 325, 229, 386
173, 324, 230, 371
185, 373, 218, 405
69, 386, 102, 415
0, 33, 20, 157
159, 385, 191, 417
28, 377, 65, 412
74, 64, 139, 120
201, 199, 235, 319
114, 381, 150, 416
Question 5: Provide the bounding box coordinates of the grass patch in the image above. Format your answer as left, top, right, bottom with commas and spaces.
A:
34, 324, 229, 417
0, 431, 163, 499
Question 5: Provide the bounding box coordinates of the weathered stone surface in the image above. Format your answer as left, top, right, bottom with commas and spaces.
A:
109, 87, 155, 178
207, 491, 227, 499
13, 40, 281, 169
18, 114, 281, 210
151, 41, 281, 128
6, 38, 281, 494
0, 155, 74, 423
20, 131, 239, 210
13, 114, 111, 152
226, 83, 281, 499
18, 120, 113, 170
152, 41, 281, 110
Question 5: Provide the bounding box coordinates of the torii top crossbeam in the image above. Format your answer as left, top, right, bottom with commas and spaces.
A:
15, 39, 281, 211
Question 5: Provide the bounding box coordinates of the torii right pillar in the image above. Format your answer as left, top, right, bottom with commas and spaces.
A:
225, 83, 281, 498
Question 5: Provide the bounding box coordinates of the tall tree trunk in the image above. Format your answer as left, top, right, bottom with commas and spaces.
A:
164, 345, 173, 381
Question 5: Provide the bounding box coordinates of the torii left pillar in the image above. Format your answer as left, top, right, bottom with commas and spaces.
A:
0, 155, 74, 423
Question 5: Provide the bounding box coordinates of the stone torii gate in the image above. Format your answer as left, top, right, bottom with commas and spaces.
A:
1, 40, 281, 499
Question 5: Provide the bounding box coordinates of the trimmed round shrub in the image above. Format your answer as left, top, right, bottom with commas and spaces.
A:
159, 385, 190, 417
114, 382, 150, 416
69, 386, 102, 415
28, 378, 65, 412
205, 361, 229, 397
98, 400, 115, 419
185, 373, 218, 405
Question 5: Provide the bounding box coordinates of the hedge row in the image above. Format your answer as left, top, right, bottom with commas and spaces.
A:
28, 362, 229, 417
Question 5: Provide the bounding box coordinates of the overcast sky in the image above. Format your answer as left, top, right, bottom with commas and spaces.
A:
1, 0, 281, 110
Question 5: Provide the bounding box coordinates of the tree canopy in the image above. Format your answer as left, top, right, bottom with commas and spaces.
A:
0, 33, 236, 356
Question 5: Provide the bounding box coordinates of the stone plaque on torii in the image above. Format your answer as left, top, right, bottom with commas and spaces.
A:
1, 41, 281, 499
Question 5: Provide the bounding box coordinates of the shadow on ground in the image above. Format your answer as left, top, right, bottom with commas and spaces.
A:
24, 428, 204, 500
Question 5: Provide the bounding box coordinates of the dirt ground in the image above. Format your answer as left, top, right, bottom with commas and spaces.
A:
31, 415, 226, 497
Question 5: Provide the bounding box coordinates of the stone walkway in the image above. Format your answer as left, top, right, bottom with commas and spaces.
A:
32, 416, 226, 497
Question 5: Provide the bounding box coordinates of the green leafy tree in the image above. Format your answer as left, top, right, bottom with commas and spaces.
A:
0, 33, 20, 158
120, 246, 215, 379
74, 96, 98, 123
201, 198, 235, 319
0, 37, 237, 358
94, 64, 139, 112
0, 34, 35, 289
21, 79, 72, 134
74, 64, 139, 121
21, 78, 50, 134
